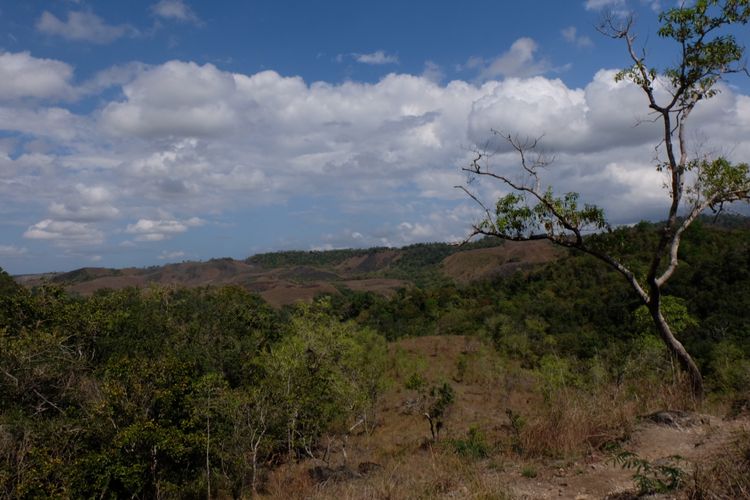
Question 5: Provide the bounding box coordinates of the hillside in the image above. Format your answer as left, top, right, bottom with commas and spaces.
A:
15, 238, 559, 306
267, 335, 750, 499
2, 218, 750, 498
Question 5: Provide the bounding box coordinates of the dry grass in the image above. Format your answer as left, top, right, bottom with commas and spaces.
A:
262, 446, 511, 500
517, 372, 696, 458
685, 424, 750, 499
258, 336, 732, 499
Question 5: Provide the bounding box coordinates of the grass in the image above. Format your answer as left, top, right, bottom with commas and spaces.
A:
258, 335, 739, 499
685, 426, 750, 499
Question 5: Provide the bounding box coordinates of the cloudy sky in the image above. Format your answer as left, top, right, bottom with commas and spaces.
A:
1, 0, 749, 274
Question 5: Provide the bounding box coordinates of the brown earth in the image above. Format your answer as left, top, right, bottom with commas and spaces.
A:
335, 250, 401, 274
263, 335, 750, 500
17, 241, 556, 306
442, 240, 561, 285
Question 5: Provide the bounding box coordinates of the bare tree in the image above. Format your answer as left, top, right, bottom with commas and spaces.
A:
459, 0, 750, 401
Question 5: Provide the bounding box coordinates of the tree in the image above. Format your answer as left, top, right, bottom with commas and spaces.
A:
459, 0, 750, 400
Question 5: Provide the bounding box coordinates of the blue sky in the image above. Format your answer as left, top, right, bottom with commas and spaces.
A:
0, 0, 749, 274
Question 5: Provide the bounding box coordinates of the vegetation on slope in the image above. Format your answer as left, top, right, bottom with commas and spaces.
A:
1, 217, 749, 497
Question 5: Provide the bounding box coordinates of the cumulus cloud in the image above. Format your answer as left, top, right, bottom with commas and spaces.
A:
0, 51, 74, 101
151, 0, 202, 24
125, 217, 204, 241
4, 56, 750, 264
79, 62, 149, 96
0, 106, 89, 142
36, 10, 132, 44
353, 50, 399, 65
24, 219, 104, 246
101, 61, 237, 137
467, 70, 666, 153
46, 184, 119, 222
468, 38, 552, 81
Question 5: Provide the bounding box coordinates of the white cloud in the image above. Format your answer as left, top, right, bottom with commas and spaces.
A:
561, 26, 594, 48
397, 221, 435, 239
36, 10, 131, 44
23, 219, 104, 246
467, 70, 664, 153
151, 0, 202, 24
469, 38, 552, 81
101, 61, 237, 137
79, 62, 149, 96
125, 217, 204, 241
0, 51, 74, 100
0, 106, 89, 142
3, 56, 750, 261
46, 184, 117, 220
353, 50, 399, 65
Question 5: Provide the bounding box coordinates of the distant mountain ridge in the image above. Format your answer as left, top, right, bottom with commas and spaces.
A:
13, 214, 748, 306
14, 238, 560, 306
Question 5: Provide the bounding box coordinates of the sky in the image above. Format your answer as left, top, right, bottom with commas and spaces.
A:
0, 0, 749, 274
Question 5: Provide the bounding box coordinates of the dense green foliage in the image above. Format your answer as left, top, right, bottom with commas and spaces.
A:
327, 219, 750, 388
0, 285, 386, 498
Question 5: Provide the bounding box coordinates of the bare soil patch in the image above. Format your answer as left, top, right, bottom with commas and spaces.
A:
441, 240, 561, 285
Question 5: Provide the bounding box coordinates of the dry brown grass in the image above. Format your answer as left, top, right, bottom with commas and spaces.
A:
685, 424, 750, 499
258, 336, 730, 499
262, 446, 511, 500
517, 372, 696, 459
441, 240, 560, 285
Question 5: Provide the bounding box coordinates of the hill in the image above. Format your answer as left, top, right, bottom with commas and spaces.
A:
15, 238, 559, 306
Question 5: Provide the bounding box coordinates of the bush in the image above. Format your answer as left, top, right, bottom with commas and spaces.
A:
450, 427, 490, 459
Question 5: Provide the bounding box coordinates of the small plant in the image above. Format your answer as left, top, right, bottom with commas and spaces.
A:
506, 408, 525, 456
455, 354, 468, 382
610, 450, 684, 495
450, 426, 490, 459
520, 465, 537, 478
424, 382, 455, 441
405, 372, 427, 391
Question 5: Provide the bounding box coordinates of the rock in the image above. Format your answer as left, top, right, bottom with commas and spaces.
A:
643, 410, 707, 428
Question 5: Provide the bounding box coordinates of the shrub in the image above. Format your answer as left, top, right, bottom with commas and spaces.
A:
450, 426, 490, 459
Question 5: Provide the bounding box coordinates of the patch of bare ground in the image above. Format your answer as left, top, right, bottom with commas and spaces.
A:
341, 278, 409, 297
21, 256, 414, 304
261, 335, 750, 500
259, 281, 339, 307
68, 274, 148, 295
335, 250, 401, 275
441, 240, 561, 285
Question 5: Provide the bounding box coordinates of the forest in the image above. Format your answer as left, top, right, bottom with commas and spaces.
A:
1, 216, 749, 498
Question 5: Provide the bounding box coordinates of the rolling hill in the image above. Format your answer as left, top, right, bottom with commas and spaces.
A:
14, 239, 560, 306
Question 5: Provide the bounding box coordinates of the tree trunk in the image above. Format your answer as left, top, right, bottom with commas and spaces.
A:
649, 304, 704, 402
